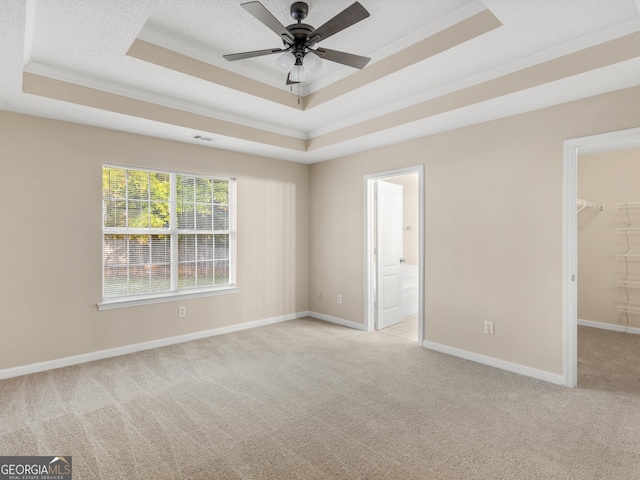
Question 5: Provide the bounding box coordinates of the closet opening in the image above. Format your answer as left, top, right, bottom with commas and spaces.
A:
576, 148, 640, 393
563, 127, 640, 388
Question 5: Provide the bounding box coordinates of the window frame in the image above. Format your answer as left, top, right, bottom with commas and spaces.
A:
98, 164, 238, 310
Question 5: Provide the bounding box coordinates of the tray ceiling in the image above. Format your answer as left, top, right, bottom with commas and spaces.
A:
3, 0, 640, 163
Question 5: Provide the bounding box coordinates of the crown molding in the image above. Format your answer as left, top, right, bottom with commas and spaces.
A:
137, 25, 285, 91
308, 16, 640, 138
23, 0, 36, 67
23, 62, 307, 139
20, 8, 640, 160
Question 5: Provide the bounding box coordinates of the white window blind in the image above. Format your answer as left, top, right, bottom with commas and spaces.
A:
102, 165, 234, 301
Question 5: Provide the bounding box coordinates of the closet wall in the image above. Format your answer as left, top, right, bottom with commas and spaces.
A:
578, 146, 640, 329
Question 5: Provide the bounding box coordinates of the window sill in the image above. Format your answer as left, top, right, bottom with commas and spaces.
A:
97, 286, 240, 311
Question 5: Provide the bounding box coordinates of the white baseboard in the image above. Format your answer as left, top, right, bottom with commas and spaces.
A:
308, 312, 367, 331
0, 311, 308, 381
422, 340, 565, 386
578, 318, 640, 335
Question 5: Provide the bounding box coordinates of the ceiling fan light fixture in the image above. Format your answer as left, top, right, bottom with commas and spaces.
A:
276, 52, 296, 72
290, 64, 306, 82
305, 52, 322, 75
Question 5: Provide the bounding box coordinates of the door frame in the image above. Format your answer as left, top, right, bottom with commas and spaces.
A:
563, 126, 640, 387
365, 165, 425, 345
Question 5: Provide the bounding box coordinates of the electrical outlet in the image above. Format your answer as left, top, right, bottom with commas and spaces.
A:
484, 321, 494, 335
317, 293, 322, 302
179, 306, 187, 318
337, 294, 343, 304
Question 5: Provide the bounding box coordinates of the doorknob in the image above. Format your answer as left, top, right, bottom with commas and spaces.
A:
399, 257, 406, 263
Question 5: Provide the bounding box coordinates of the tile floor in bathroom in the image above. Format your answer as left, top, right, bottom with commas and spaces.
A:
378, 314, 419, 342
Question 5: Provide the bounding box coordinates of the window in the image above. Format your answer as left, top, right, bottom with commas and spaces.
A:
101, 165, 235, 306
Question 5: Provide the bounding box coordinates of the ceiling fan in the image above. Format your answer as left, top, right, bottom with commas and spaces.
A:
223, 1, 371, 85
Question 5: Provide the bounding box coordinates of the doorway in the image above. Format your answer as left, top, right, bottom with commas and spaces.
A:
365, 166, 424, 345
563, 127, 640, 387
576, 142, 640, 393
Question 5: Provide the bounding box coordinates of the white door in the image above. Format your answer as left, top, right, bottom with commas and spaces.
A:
376, 180, 404, 330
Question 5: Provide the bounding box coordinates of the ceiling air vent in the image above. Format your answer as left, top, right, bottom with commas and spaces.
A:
192, 135, 220, 143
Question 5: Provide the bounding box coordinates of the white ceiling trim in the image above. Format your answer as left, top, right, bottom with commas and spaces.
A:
22, 0, 36, 67
298, 57, 640, 163
8, 0, 640, 166
23, 62, 308, 140
302, 0, 489, 95
18, 57, 640, 166
307, 16, 640, 139
136, 26, 281, 93
24, 13, 640, 150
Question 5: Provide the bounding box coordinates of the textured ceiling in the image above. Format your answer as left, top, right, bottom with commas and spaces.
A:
2, 0, 640, 163
143, 0, 475, 87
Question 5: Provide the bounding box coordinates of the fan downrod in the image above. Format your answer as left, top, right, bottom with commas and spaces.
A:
290, 2, 309, 22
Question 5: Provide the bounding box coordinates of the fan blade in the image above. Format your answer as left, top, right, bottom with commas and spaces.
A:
223, 48, 285, 61
315, 48, 370, 69
241, 1, 294, 42
308, 2, 370, 44
286, 73, 300, 85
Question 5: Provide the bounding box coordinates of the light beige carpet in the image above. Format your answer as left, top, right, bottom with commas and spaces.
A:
1, 319, 639, 479
578, 324, 640, 395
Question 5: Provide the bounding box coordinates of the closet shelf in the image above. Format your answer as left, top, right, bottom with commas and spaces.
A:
577, 198, 603, 213
617, 279, 640, 289
617, 254, 640, 261
617, 227, 640, 234
616, 203, 640, 327
617, 304, 640, 315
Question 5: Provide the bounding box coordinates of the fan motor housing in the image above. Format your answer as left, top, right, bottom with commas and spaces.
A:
285, 23, 316, 54
286, 23, 314, 41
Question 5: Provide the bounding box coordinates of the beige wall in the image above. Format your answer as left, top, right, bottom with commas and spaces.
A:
0, 111, 309, 370
3, 85, 640, 378
309, 85, 640, 375
385, 174, 419, 266
578, 147, 640, 328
